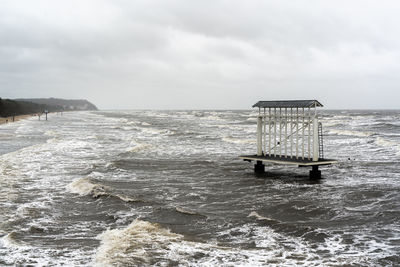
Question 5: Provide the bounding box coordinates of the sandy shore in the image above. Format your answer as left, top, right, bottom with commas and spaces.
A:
0, 114, 36, 125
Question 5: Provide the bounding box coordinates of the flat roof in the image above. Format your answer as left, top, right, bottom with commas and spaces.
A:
252, 100, 323, 109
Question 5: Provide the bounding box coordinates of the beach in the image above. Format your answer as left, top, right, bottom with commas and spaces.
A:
0, 114, 35, 125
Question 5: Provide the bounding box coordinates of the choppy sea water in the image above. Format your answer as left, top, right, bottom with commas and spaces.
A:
0, 110, 399, 266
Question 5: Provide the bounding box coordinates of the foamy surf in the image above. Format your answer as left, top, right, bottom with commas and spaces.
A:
375, 137, 400, 155
175, 206, 201, 216
67, 177, 109, 198
67, 177, 142, 202
248, 211, 276, 222
222, 136, 256, 144
93, 219, 376, 266
328, 129, 376, 137
126, 142, 152, 153
93, 219, 182, 266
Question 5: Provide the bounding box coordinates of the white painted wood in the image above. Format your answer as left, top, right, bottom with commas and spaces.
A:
296, 108, 299, 159
285, 108, 288, 158
308, 107, 311, 160
313, 116, 319, 161
290, 108, 293, 158
239, 155, 337, 166
279, 108, 282, 157
257, 116, 263, 156
302, 108, 305, 160
263, 109, 266, 155
274, 108, 277, 156
268, 108, 271, 156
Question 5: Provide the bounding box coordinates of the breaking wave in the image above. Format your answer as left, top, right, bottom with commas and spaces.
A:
248, 211, 276, 222
328, 129, 376, 137
93, 220, 182, 266
67, 178, 141, 202
375, 137, 400, 155
126, 142, 152, 153
222, 136, 256, 144
93, 219, 380, 266
175, 206, 201, 216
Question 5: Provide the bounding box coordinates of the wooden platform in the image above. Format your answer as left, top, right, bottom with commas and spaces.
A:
239, 155, 337, 166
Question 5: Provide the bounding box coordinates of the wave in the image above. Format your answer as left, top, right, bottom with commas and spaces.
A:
328, 129, 375, 137
67, 177, 141, 202
67, 177, 108, 197
248, 211, 275, 222
126, 143, 152, 153
175, 206, 203, 216
200, 115, 223, 121
222, 136, 256, 144
94, 219, 182, 266
375, 137, 400, 155
1, 232, 20, 248
141, 128, 175, 136
93, 219, 376, 266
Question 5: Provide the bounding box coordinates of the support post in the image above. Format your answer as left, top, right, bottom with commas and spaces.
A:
254, 160, 265, 174
313, 116, 319, 161
302, 108, 305, 159
274, 108, 277, 157
268, 108, 271, 156
257, 116, 263, 156
308, 107, 311, 160
296, 108, 299, 159
285, 108, 287, 158
263, 108, 266, 155
279, 108, 282, 157
290, 108, 293, 158
310, 165, 321, 179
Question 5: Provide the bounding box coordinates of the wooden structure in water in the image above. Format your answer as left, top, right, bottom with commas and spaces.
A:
239, 100, 337, 179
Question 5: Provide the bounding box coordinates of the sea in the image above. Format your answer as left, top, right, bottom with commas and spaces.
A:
0, 109, 399, 266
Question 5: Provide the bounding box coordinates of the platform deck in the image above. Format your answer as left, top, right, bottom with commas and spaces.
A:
239, 155, 337, 166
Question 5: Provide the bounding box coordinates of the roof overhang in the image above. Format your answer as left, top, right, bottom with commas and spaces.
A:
252, 100, 323, 109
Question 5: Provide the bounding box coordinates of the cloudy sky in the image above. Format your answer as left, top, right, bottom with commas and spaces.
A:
0, 0, 399, 109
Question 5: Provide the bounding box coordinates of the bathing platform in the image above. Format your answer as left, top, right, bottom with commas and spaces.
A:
239, 155, 337, 166
240, 100, 338, 179
239, 155, 338, 179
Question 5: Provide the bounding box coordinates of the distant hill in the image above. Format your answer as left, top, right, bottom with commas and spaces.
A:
0, 98, 98, 117
16, 98, 98, 111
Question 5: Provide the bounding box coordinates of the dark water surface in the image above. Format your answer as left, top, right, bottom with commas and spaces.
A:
0, 110, 399, 266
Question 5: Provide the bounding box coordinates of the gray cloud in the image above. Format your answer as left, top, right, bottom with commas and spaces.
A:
0, 0, 399, 109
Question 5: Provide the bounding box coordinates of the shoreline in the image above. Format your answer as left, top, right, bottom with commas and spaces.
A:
0, 114, 36, 125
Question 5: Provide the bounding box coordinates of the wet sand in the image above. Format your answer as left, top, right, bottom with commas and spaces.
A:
0, 114, 35, 125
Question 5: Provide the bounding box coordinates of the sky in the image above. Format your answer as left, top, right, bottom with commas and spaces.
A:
0, 0, 399, 109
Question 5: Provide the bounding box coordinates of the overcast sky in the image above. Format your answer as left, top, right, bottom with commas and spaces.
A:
0, 0, 399, 109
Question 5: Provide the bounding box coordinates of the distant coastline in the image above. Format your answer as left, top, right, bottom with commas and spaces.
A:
0, 98, 98, 120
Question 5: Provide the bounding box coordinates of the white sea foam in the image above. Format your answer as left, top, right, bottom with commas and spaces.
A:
1, 232, 22, 248
126, 142, 152, 153
141, 127, 175, 136
222, 136, 256, 144
248, 211, 275, 221
67, 177, 141, 202
1, 232, 93, 266
375, 137, 400, 155
67, 177, 108, 197
175, 206, 199, 215
328, 129, 375, 137
94, 219, 382, 266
